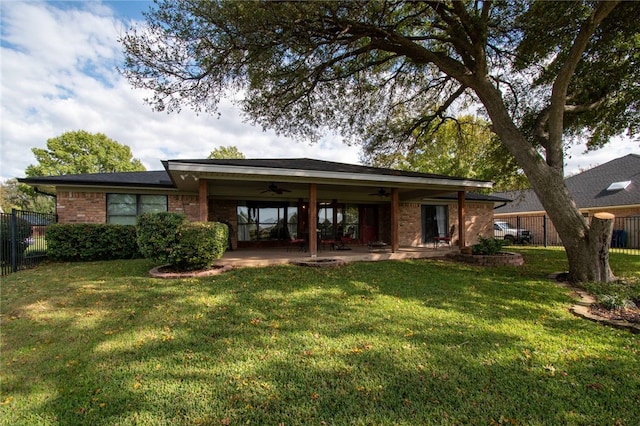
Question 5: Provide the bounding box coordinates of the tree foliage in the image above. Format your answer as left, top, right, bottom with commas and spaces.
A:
208, 145, 246, 159
0, 179, 54, 213
121, 1, 639, 282
26, 130, 146, 177
365, 116, 528, 192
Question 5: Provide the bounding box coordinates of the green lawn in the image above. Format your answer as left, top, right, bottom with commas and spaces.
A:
1, 248, 639, 425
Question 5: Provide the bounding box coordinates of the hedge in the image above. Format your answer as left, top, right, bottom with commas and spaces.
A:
46, 224, 141, 261
168, 221, 229, 271
136, 212, 186, 264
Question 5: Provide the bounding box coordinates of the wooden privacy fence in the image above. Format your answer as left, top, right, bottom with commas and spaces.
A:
494, 215, 640, 255
1, 209, 57, 275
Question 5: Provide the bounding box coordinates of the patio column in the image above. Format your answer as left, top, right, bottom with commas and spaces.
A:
391, 187, 399, 253
199, 178, 208, 221
457, 191, 466, 248
308, 183, 318, 257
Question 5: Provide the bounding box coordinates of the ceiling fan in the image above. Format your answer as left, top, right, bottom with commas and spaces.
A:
369, 188, 391, 197
261, 183, 292, 195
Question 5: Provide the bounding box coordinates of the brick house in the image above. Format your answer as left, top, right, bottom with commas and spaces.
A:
20, 158, 505, 256
493, 154, 640, 248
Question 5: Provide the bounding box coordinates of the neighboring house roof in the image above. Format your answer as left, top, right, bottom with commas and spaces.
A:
494, 154, 640, 214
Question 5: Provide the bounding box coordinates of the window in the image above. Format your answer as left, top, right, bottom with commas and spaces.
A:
318, 204, 359, 240
237, 202, 297, 241
107, 194, 167, 225
421, 205, 448, 243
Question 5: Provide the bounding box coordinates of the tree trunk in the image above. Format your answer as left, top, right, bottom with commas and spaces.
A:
473, 82, 616, 283
564, 213, 616, 283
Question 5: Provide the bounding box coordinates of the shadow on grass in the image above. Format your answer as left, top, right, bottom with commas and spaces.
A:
1, 254, 639, 424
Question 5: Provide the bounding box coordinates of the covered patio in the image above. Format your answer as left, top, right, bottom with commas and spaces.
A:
163, 158, 495, 257
214, 244, 453, 269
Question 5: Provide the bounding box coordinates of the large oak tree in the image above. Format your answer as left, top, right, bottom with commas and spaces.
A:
121, 1, 639, 282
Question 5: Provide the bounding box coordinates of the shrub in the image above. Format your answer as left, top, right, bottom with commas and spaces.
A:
472, 235, 508, 255
46, 224, 140, 261
136, 212, 186, 263
168, 222, 229, 271
0, 215, 33, 264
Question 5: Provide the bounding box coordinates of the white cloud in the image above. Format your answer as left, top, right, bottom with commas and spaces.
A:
0, 1, 360, 181
0, 1, 636, 184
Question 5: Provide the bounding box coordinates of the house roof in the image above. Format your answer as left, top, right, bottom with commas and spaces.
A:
19, 157, 495, 203
163, 158, 483, 182
494, 154, 640, 214
19, 170, 175, 189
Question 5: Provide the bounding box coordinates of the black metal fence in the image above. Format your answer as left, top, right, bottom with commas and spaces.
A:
1, 209, 57, 275
494, 215, 640, 255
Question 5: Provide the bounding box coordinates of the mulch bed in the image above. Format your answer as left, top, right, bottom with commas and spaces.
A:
590, 305, 640, 324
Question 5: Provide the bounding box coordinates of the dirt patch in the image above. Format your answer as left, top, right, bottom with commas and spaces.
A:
149, 264, 232, 279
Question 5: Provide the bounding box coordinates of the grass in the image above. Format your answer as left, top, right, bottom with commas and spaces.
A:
1, 247, 639, 425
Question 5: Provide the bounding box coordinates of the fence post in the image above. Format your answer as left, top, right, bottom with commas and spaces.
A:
543, 215, 548, 247
10, 208, 17, 273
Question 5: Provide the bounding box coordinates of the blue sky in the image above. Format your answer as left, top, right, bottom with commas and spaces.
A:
0, 1, 637, 182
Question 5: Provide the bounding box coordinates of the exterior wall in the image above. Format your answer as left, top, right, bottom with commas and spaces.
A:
57, 191, 201, 224
168, 195, 200, 222
398, 201, 495, 247
449, 202, 495, 246
57, 191, 106, 224
208, 198, 238, 249
398, 203, 422, 246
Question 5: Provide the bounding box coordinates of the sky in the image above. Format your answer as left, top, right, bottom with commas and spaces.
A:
0, 1, 637, 182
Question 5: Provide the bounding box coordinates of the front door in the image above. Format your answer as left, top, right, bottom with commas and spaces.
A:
360, 205, 378, 243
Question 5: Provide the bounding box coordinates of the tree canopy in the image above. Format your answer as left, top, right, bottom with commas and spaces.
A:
26, 130, 146, 177
365, 115, 528, 192
121, 1, 639, 282
208, 145, 246, 159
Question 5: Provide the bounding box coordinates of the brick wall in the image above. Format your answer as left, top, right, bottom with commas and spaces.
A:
398, 201, 495, 247
57, 191, 106, 223
168, 195, 200, 222
208, 199, 238, 249
449, 202, 495, 246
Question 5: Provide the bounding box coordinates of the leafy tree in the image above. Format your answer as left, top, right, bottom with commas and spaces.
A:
365, 116, 528, 192
120, 1, 639, 282
26, 130, 145, 177
208, 145, 246, 159
0, 179, 54, 213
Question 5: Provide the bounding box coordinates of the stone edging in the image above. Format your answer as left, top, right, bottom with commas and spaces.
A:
290, 258, 346, 268
149, 264, 233, 279
446, 251, 524, 266
549, 273, 640, 334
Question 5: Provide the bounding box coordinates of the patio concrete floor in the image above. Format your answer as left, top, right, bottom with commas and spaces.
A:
215, 244, 457, 268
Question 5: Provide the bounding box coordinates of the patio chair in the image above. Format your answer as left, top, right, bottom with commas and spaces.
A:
433, 224, 455, 249
287, 236, 306, 252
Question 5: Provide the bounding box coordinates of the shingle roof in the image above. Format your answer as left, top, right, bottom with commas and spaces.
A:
494, 154, 640, 214
19, 170, 174, 188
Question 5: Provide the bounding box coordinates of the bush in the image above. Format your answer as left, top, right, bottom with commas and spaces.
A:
46, 224, 141, 261
136, 212, 186, 263
168, 222, 229, 271
472, 235, 508, 255
0, 215, 33, 264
